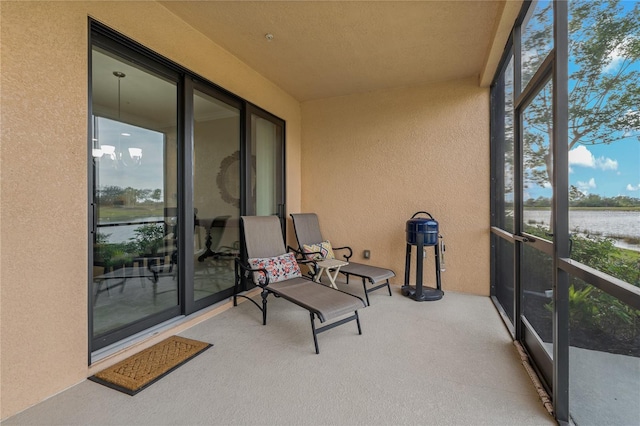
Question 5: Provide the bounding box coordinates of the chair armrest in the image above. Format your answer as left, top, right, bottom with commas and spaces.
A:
332, 246, 353, 261
234, 257, 270, 287
288, 245, 321, 263
286, 246, 320, 279
287, 245, 304, 257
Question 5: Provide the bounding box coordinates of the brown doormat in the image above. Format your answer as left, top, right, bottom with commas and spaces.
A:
89, 336, 212, 395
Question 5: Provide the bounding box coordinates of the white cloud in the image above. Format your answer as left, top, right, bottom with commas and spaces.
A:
577, 178, 596, 193
597, 157, 618, 171
627, 183, 640, 191
568, 145, 618, 171
621, 110, 640, 136
603, 54, 624, 74
569, 145, 594, 167
603, 37, 633, 74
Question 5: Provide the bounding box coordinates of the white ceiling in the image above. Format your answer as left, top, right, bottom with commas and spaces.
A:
160, 1, 511, 102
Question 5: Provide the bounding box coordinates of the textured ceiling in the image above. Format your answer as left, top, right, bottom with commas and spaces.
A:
160, 1, 507, 102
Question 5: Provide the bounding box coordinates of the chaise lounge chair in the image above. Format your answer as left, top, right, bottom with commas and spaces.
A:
233, 215, 366, 354
290, 213, 395, 306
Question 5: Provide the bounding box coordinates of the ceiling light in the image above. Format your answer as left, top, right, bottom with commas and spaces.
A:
93, 72, 142, 167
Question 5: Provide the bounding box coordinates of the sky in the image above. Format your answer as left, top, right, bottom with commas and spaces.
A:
94, 117, 167, 197
568, 138, 639, 198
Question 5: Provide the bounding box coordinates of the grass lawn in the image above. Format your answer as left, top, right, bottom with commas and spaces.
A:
99, 205, 164, 221
615, 247, 640, 263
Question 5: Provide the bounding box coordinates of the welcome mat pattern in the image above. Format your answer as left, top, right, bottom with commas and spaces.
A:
89, 336, 212, 395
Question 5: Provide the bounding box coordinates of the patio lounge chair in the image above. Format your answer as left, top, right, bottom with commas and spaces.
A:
233, 215, 366, 354
290, 213, 395, 306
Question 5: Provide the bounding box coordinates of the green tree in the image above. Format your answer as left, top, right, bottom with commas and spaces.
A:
136, 188, 152, 203
523, 0, 640, 190
123, 187, 137, 207
97, 185, 124, 205
131, 223, 165, 255
569, 184, 585, 202
151, 188, 162, 203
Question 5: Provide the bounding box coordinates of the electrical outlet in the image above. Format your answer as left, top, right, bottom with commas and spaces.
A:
363, 250, 370, 259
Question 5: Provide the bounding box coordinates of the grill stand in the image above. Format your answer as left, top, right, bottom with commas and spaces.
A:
401, 231, 444, 302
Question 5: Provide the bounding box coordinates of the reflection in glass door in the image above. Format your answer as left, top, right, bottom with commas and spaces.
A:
90, 45, 179, 350
192, 88, 241, 303
249, 108, 285, 227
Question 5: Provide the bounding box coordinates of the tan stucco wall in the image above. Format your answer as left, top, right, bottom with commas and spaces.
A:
300, 78, 490, 295
0, 1, 301, 419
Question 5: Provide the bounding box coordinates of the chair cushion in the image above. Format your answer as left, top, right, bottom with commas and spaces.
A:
302, 240, 335, 260
248, 252, 302, 285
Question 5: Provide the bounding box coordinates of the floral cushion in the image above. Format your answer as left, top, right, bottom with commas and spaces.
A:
302, 240, 335, 260
248, 252, 302, 285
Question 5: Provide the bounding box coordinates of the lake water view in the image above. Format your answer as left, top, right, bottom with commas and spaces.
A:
524, 209, 640, 252
98, 216, 165, 244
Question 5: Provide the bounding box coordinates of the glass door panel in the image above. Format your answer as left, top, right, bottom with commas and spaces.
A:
192, 90, 241, 302
522, 79, 554, 238
91, 46, 179, 349
521, 244, 553, 355
498, 57, 515, 233
491, 55, 516, 326
520, 1, 553, 93
493, 235, 515, 323
249, 111, 285, 223
520, 79, 555, 378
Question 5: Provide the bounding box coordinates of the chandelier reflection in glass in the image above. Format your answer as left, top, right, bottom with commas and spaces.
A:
92, 71, 142, 167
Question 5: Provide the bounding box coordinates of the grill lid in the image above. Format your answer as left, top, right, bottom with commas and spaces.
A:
406, 211, 438, 245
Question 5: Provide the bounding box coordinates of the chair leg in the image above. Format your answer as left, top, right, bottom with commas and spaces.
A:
233, 269, 240, 307
310, 313, 320, 354
362, 278, 393, 306
362, 277, 370, 306
261, 289, 268, 325
93, 280, 104, 306
355, 310, 362, 335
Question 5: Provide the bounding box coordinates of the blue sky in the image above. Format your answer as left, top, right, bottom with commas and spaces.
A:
568, 137, 640, 198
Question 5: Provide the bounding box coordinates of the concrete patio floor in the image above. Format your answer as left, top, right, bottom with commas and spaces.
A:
4, 286, 556, 425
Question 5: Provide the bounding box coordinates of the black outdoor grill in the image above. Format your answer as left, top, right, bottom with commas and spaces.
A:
401, 211, 444, 301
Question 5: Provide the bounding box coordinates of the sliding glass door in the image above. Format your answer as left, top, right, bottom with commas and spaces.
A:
248, 106, 285, 229
90, 41, 180, 350
520, 77, 555, 381
191, 86, 241, 306
89, 22, 287, 353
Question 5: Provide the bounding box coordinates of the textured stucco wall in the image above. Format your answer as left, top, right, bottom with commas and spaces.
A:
300, 78, 490, 296
0, 1, 301, 419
